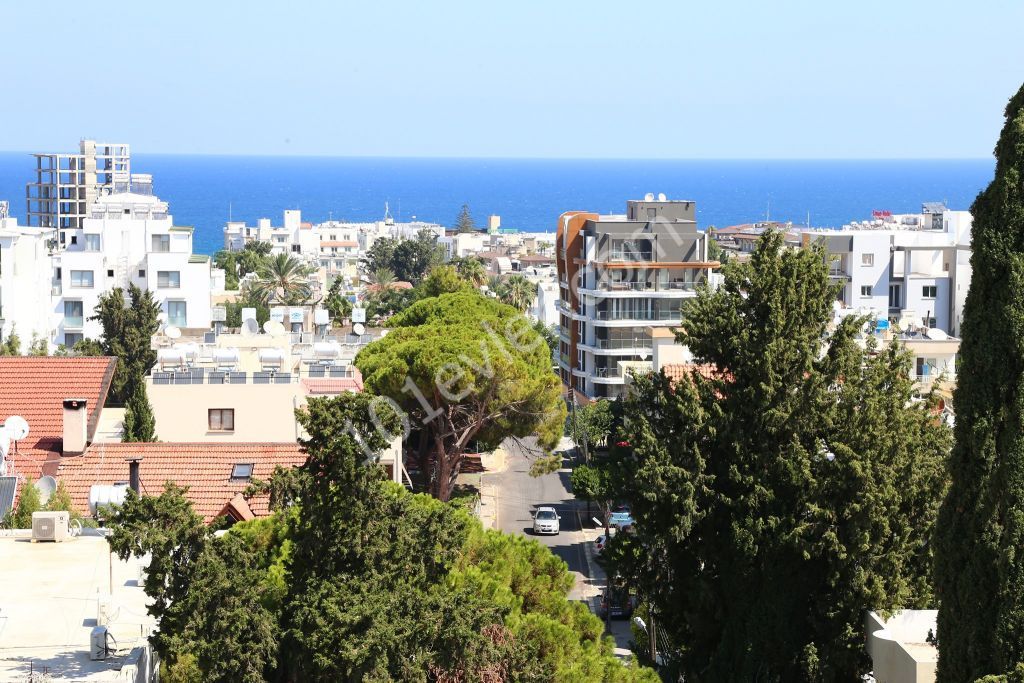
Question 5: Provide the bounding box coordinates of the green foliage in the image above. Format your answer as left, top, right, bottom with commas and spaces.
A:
3, 477, 42, 528
455, 203, 476, 233
532, 319, 558, 361
324, 278, 353, 325
213, 250, 240, 290
936, 83, 1024, 683
976, 664, 1024, 683
453, 255, 488, 287
607, 231, 951, 681
225, 291, 270, 328
28, 333, 48, 356
494, 273, 535, 312
366, 231, 445, 284
372, 266, 396, 287
55, 338, 105, 357
104, 394, 654, 682
91, 284, 161, 405
706, 229, 730, 265
569, 464, 611, 504
356, 291, 566, 500
248, 252, 313, 306
122, 384, 157, 442
416, 264, 472, 299
361, 285, 415, 323
568, 399, 614, 457
0, 326, 21, 355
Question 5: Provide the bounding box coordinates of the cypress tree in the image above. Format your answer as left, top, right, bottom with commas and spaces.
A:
122, 385, 157, 443
936, 83, 1024, 682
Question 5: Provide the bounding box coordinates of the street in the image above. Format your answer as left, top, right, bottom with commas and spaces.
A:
486, 437, 635, 656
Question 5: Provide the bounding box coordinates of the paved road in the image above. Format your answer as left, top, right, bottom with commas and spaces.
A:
487, 437, 634, 655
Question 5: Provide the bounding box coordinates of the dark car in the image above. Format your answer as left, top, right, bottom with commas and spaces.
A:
599, 583, 635, 619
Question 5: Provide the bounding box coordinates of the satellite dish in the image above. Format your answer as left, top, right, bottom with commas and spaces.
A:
925, 328, 949, 341
165, 326, 182, 340
353, 323, 365, 336
0, 427, 9, 461
5, 416, 29, 441
35, 476, 57, 505
263, 320, 286, 336
241, 318, 260, 337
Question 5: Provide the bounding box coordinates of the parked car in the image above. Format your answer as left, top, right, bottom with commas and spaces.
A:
609, 504, 635, 528
532, 506, 561, 535
599, 580, 635, 619
594, 527, 617, 554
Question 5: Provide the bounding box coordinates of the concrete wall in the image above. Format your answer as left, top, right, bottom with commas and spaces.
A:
866, 610, 937, 683
148, 381, 304, 442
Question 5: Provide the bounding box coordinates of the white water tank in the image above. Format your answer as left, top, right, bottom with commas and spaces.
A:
212, 347, 240, 368
259, 348, 285, 369
89, 483, 129, 515
157, 348, 185, 370
313, 342, 341, 361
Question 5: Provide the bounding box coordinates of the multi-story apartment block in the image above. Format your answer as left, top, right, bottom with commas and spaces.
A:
25, 139, 130, 243
0, 202, 52, 351
54, 182, 213, 346
556, 196, 718, 400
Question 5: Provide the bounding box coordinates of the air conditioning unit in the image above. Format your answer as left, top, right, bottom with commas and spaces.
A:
32, 511, 70, 542
90, 625, 110, 660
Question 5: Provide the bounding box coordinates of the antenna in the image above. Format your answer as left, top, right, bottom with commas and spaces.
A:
35, 476, 57, 505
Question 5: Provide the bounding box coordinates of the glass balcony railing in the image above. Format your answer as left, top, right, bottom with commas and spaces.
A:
592, 338, 653, 349
594, 309, 680, 321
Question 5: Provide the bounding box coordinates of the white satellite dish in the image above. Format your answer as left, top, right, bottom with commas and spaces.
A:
0, 427, 9, 461
164, 325, 182, 340
241, 318, 260, 337
5, 415, 29, 441
35, 476, 57, 505
353, 323, 365, 336
263, 320, 286, 336
925, 328, 949, 341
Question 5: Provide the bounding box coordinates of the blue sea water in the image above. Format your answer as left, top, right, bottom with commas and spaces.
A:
0, 154, 994, 256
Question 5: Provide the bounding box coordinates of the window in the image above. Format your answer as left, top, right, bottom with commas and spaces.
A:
888, 284, 902, 309
84, 234, 100, 251
70, 270, 94, 288
64, 332, 83, 347
577, 349, 585, 371
138, 269, 146, 278
64, 300, 84, 328
860, 285, 872, 298
158, 271, 181, 288
922, 285, 938, 299
167, 301, 187, 327
861, 253, 874, 266
291, 244, 301, 253
151, 234, 170, 252
916, 357, 938, 378
577, 320, 584, 338
230, 462, 254, 480
925, 316, 937, 329
209, 408, 235, 432
70, 235, 78, 245
107, 269, 114, 277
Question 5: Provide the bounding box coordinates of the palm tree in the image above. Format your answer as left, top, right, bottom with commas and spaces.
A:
373, 267, 397, 290
498, 274, 534, 313
457, 257, 488, 287
250, 253, 314, 305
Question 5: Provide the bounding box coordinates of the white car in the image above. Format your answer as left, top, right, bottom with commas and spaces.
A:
533, 506, 561, 535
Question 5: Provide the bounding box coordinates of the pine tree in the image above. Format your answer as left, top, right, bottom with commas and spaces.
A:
7, 478, 42, 528
455, 203, 475, 233
935, 83, 1024, 683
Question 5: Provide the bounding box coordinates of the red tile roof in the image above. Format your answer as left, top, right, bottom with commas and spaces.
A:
0, 357, 117, 481
661, 363, 729, 383
301, 377, 364, 394
57, 442, 307, 523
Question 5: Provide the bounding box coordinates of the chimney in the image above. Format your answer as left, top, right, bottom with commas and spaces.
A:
126, 458, 142, 494
62, 398, 88, 455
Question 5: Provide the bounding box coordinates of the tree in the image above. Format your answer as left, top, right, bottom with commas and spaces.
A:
497, 273, 535, 313
390, 230, 445, 283
28, 334, 48, 356
706, 228, 730, 266
91, 285, 161, 405
122, 384, 157, 442
0, 326, 21, 356
362, 286, 415, 323
248, 253, 313, 306
364, 236, 398, 275
55, 338, 104, 357
608, 231, 950, 680
225, 291, 270, 328
454, 255, 488, 287
568, 399, 614, 461
212, 250, 239, 290
323, 278, 353, 326
935, 84, 1024, 683
372, 266, 396, 289
533, 319, 558, 361
3, 477, 42, 528
455, 203, 476, 233
356, 291, 566, 501
416, 264, 471, 299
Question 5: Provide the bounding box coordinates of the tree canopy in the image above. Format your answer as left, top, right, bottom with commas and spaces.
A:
356, 290, 565, 500
602, 231, 950, 680
935, 83, 1024, 683
366, 231, 445, 284
106, 393, 655, 682
91, 284, 161, 405
248, 252, 314, 306
455, 203, 476, 233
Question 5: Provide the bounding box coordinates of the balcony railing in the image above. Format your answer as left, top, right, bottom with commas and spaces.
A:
152, 365, 359, 386
594, 309, 680, 322
602, 280, 699, 292
609, 251, 653, 262
594, 367, 622, 378
592, 337, 653, 349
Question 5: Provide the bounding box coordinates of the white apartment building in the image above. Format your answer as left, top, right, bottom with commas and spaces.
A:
0, 202, 52, 351
54, 183, 213, 346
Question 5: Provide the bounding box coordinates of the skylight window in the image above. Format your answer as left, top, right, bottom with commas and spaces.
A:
231, 463, 254, 480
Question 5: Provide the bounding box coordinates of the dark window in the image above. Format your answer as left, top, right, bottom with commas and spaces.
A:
230, 462, 254, 480
70, 235, 78, 245
209, 408, 235, 431
107, 269, 114, 277
138, 269, 146, 278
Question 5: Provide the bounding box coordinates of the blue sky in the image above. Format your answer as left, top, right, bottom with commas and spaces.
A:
0, 1, 1020, 158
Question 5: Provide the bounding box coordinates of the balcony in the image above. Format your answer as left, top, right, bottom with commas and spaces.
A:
609, 250, 653, 262
591, 337, 653, 350
594, 309, 680, 322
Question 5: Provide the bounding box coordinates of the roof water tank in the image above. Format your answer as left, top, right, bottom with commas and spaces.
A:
313, 342, 341, 361
212, 348, 240, 367
259, 348, 286, 367
89, 483, 129, 515
157, 348, 185, 369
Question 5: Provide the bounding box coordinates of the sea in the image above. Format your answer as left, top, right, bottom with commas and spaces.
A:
0, 154, 994, 256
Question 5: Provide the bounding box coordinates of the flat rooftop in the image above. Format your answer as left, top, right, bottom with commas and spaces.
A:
0, 531, 155, 681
